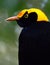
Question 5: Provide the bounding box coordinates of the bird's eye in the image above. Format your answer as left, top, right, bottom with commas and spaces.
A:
24, 14, 28, 18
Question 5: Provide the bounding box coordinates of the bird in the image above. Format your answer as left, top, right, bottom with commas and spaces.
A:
6, 8, 50, 64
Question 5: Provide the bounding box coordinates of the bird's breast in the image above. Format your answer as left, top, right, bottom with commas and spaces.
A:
19, 23, 50, 64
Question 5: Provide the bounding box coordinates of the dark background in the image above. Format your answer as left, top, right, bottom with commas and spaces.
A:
0, 0, 50, 65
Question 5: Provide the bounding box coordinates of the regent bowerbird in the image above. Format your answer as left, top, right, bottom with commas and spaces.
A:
6, 8, 50, 64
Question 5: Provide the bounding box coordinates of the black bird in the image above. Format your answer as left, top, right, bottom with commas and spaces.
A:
6, 8, 50, 64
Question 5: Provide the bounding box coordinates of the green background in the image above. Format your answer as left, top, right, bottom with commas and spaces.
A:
0, 0, 50, 65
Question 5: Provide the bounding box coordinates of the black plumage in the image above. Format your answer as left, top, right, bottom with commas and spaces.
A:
17, 12, 50, 64
19, 22, 50, 64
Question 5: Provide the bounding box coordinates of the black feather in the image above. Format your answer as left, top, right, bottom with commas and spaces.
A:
17, 12, 50, 64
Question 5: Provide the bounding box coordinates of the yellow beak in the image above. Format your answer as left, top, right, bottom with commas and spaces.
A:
6, 16, 19, 21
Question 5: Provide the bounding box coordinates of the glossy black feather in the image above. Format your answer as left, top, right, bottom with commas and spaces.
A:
17, 12, 50, 64
18, 22, 50, 65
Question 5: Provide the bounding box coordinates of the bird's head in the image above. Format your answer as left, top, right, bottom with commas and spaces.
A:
6, 8, 49, 27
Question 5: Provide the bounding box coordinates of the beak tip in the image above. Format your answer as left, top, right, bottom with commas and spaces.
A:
5, 18, 9, 21
5, 18, 11, 21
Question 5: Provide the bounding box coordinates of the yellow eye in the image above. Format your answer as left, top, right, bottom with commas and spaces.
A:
24, 14, 28, 18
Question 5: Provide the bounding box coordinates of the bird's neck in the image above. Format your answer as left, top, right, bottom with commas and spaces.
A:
24, 22, 49, 30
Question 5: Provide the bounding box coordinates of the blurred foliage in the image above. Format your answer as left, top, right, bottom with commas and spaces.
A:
0, 0, 50, 65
